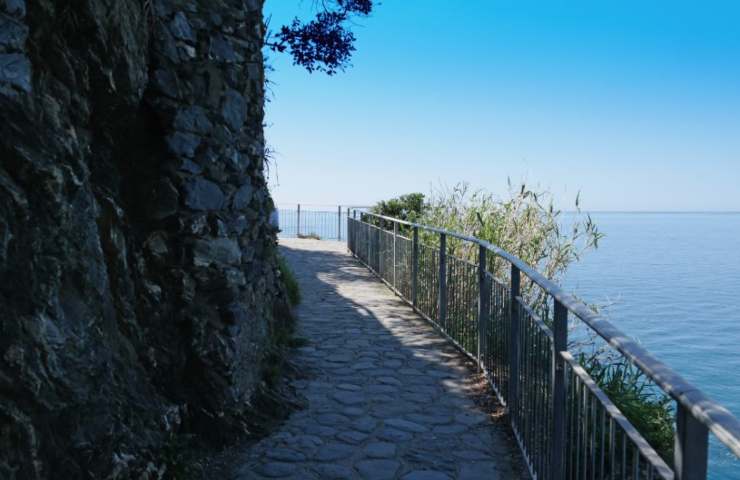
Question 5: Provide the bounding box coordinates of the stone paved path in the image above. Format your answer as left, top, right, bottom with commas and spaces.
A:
233, 239, 523, 480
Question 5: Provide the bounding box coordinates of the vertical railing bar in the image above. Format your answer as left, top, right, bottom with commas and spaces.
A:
533, 321, 539, 464
347, 211, 351, 253
367, 214, 372, 269
337, 205, 342, 241
674, 402, 709, 480
477, 244, 488, 372
452, 260, 468, 340
582, 377, 588, 480
544, 341, 548, 473
509, 264, 521, 421
529, 312, 536, 459
464, 261, 469, 345
570, 375, 575, 479
296, 203, 301, 236
376, 219, 381, 273
621, 430, 627, 480
610, 417, 615, 480
488, 277, 494, 379
565, 367, 571, 478
590, 395, 597, 479
538, 328, 543, 473
452, 259, 456, 335
600, 404, 606, 480
575, 377, 582, 480
393, 221, 398, 288
470, 263, 474, 351
550, 300, 568, 480
472, 264, 477, 353
526, 314, 534, 458
348, 208, 353, 251
455, 260, 460, 338
449, 258, 454, 336
438, 233, 447, 328
523, 307, 530, 454
525, 309, 531, 459
633, 444, 640, 480
458, 259, 462, 344
520, 305, 528, 451
456, 259, 460, 339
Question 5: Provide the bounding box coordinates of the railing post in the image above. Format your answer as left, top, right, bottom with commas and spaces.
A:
412, 226, 419, 308
509, 265, 521, 416
366, 213, 371, 264
477, 245, 489, 372
438, 233, 447, 327
674, 404, 709, 480
393, 222, 398, 288
551, 299, 568, 480
346, 210, 351, 252
376, 220, 381, 273
337, 205, 342, 241
296, 203, 301, 237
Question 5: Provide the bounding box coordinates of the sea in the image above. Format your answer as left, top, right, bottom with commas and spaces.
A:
562, 212, 740, 479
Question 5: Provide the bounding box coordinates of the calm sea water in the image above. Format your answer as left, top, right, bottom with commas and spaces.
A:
562, 213, 740, 479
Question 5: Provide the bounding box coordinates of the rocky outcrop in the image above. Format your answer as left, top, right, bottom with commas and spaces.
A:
0, 0, 284, 478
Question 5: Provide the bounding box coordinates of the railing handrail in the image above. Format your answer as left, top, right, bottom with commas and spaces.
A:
277, 203, 373, 209
354, 209, 740, 458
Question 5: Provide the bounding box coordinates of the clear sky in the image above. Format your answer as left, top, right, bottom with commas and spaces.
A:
263, 1, 740, 211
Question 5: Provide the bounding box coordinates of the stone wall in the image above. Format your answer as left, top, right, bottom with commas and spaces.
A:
0, 0, 283, 477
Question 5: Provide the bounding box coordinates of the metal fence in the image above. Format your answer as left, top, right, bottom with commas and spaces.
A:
277, 204, 369, 240
347, 210, 740, 480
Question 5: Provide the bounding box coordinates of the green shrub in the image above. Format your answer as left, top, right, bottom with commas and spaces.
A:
372, 192, 426, 222
580, 353, 675, 461
278, 255, 301, 306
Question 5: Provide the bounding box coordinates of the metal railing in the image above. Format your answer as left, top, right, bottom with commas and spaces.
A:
277, 204, 369, 240
347, 210, 740, 480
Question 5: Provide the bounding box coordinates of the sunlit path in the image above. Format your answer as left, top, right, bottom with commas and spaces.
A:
233, 238, 524, 480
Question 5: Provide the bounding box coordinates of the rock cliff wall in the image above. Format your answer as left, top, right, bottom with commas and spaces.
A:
0, 0, 282, 477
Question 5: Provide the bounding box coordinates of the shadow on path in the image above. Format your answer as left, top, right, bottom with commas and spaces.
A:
232, 239, 525, 480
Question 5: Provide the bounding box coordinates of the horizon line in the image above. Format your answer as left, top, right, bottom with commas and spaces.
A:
274, 203, 740, 215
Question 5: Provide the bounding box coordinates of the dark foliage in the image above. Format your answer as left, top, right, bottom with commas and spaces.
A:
372, 193, 426, 222
267, 1, 374, 75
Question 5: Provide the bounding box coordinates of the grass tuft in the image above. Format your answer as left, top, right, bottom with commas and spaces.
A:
581, 353, 675, 461
277, 255, 301, 306
297, 232, 321, 240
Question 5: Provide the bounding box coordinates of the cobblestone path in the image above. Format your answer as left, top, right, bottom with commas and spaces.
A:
234, 239, 523, 480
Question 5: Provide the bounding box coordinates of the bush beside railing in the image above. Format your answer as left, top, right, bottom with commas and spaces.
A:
347, 210, 740, 480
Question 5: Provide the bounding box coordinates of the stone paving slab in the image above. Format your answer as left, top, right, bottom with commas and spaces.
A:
233, 239, 524, 480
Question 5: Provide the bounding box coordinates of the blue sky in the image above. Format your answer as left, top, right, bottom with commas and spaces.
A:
263, 1, 740, 211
